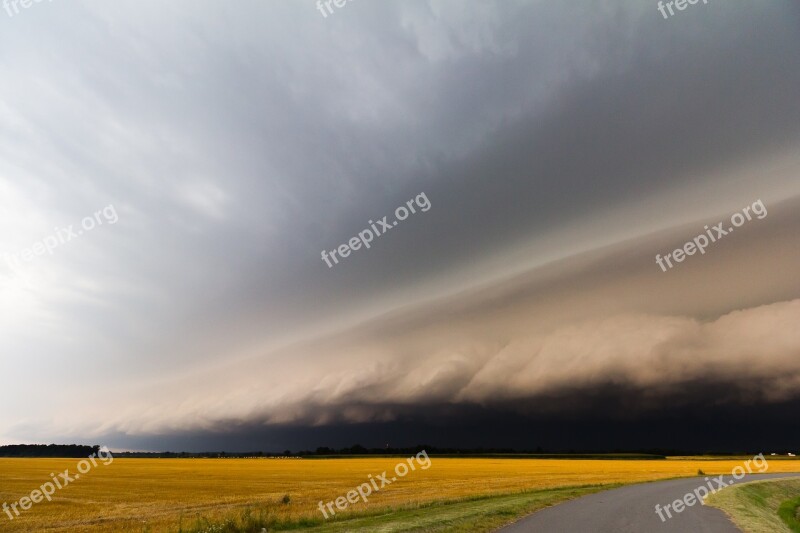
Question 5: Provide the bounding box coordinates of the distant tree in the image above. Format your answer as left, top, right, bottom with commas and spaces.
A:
347, 444, 368, 454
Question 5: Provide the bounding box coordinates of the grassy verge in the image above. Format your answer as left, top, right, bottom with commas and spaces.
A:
705, 478, 800, 533
778, 496, 800, 532
176, 483, 620, 533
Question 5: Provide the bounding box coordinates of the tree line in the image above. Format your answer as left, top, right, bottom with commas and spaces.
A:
0, 444, 100, 457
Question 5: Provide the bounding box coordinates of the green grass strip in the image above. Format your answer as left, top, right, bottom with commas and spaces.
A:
175, 483, 620, 533
778, 496, 800, 533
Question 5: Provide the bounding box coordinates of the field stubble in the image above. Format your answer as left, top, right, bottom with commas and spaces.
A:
1, 457, 799, 532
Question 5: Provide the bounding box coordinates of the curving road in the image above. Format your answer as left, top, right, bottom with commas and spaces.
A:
497, 473, 800, 532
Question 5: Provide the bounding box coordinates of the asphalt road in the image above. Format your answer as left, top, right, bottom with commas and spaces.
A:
497, 473, 800, 533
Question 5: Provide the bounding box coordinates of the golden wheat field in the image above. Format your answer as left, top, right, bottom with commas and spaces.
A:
0, 457, 798, 532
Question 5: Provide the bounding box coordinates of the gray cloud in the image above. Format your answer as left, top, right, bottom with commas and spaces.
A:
20, 195, 800, 440
1, 0, 799, 445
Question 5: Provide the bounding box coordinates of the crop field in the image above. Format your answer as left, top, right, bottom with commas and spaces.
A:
1, 457, 799, 532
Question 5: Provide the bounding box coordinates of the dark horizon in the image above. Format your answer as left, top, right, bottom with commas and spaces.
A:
22, 391, 800, 455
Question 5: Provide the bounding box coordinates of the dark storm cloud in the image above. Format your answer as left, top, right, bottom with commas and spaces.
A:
1, 0, 799, 447
27, 195, 800, 448
99, 393, 800, 453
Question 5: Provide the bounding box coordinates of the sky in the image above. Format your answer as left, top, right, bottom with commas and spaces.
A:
1, 0, 799, 452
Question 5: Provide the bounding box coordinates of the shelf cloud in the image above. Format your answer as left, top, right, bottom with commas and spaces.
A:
1, 0, 799, 450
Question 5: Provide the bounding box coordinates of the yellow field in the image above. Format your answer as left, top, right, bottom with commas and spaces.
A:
0, 457, 798, 532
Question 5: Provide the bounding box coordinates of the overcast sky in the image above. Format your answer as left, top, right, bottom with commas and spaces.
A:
1, 0, 799, 451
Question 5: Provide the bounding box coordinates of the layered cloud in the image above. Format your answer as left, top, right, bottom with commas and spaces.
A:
1, 1, 799, 447
20, 196, 798, 441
